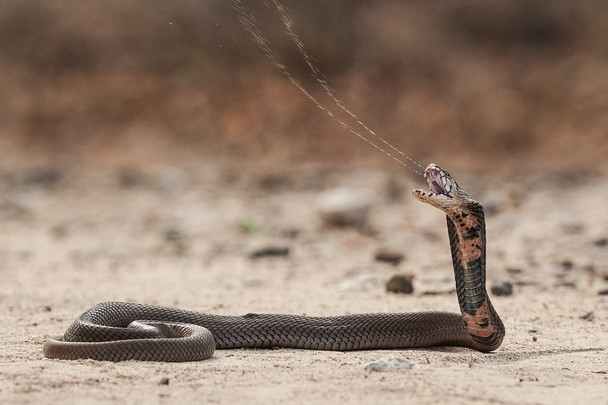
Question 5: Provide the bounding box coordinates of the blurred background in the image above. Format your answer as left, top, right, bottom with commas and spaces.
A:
1, 0, 607, 170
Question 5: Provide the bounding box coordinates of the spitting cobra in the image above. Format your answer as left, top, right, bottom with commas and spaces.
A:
43, 164, 505, 362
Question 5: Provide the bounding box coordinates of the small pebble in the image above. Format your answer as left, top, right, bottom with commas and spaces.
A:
593, 238, 608, 247
249, 246, 290, 259
597, 288, 608, 296
491, 281, 513, 296
556, 281, 576, 288
385, 274, 414, 294
374, 248, 405, 266
164, 228, 183, 242
560, 260, 574, 271
163, 227, 188, 255
421, 289, 454, 296
159, 377, 170, 385
22, 168, 62, 188
579, 312, 595, 321
363, 356, 415, 372
506, 267, 523, 274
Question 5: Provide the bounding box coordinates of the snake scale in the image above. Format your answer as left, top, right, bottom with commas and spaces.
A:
43, 164, 505, 361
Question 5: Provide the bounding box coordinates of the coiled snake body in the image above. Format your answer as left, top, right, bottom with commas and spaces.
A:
44, 164, 505, 361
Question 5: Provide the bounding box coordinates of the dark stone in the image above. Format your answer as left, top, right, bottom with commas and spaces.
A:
22, 168, 62, 188
491, 281, 513, 296
374, 249, 405, 266
164, 228, 183, 242
560, 260, 574, 271
385, 274, 414, 294
593, 238, 608, 247
506, 267, 522, 274
249, 246, 290, 259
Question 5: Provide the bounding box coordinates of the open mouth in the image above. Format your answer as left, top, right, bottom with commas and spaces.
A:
430, 179, 446, 195
425, 166, 447, 195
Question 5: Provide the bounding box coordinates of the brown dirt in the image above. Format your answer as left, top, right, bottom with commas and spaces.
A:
1, 162, 607, 404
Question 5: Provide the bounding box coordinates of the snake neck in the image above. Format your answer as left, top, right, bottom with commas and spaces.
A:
445, 201, 504, 351
413, 163, 506, 351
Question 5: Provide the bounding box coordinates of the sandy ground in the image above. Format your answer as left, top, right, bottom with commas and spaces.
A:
1, 162, 607, 404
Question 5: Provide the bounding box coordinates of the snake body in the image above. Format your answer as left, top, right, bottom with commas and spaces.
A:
43, 164, 505, 361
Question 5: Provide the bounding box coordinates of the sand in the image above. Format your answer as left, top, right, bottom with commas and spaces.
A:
1, 162, 607, 404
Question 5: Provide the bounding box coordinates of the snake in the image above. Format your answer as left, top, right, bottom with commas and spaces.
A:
43, 164, 505, 362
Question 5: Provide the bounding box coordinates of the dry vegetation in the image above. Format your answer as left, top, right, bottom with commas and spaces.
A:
0, 0, 607, 168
